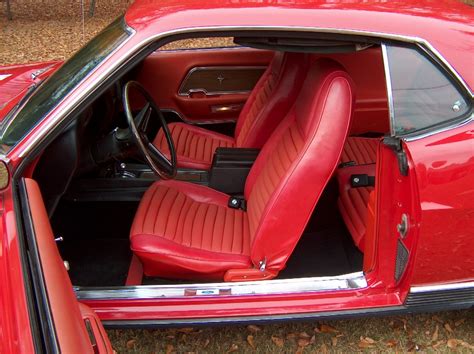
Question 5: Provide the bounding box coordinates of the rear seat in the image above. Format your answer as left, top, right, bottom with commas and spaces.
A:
338, 137, 379, 251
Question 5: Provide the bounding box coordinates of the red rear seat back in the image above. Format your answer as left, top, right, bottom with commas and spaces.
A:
336, 164, 376, 251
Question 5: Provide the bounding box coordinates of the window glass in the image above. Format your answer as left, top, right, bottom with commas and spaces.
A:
0, 17, 130, 149
386, 45, 469, 135
159, 37, 237, 51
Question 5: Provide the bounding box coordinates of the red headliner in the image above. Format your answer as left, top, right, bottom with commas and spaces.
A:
124, 0, 474, 92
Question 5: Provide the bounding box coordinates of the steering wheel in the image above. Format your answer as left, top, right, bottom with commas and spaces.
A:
122, 81, 177, 179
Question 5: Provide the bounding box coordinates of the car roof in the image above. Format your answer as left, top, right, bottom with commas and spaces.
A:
124, 0, 474, 92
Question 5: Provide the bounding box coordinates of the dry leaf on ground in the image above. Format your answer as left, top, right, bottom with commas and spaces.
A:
165, 344, 175, 354
317, 324, 339, 333
247, 335, 255, 349
247, 325, 261, 333
432, 325, 439, 342
271, 336, 284, 347
227, 343, 239, 353
126, 339, 136, 349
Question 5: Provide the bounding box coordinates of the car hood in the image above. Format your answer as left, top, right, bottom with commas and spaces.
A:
0, 61, 62, 121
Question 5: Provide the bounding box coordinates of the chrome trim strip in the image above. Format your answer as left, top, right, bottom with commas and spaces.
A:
161, 108, 237, 125
14, 25, 473, 159
410, 281, 474, 294
178, 65, 266, 96
75, 271, 367, 300
381, 44, 396, 137
403, 112, 474, 142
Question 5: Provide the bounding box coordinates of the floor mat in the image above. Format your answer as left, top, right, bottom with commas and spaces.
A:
59, 239, 132, 287
279, 225, 363, 279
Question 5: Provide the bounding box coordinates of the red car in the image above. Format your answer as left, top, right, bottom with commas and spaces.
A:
0, 0, 473, 352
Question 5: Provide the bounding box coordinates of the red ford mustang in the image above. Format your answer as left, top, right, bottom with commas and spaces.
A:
0, 0, 473, 352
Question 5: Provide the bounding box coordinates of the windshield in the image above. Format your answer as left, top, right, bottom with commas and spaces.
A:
0, 16, 131, 150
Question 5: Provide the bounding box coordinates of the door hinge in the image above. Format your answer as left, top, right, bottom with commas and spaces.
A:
383, 136, 408, 176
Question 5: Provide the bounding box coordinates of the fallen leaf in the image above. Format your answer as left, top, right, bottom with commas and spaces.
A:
247, 325, 261, 333
363, 336, 376, 344
272, 336, 284, 347
454, 318, 466, 327
432, 325, 439, 342
319, 324, 339, 333
331, 337, 338, 346
247, 335, 255, 349
227, 343, 239, 353
286, 333, 297, 340
444, 323, 454, 333
203, 339, 210, 348
447, 339, 458, 348
126, 339, 136, 349
310, 335, 316, 345
299, 332, 311, 339
406, 341, 420, 352
358, 337, 375, 349
432, 340, 445, 349
295, 347, 304, 354
177, 327, 194, 334
460, 341, 474, 350
385, 339, 397, 348
432, 315, 443, 323
320, 343, 328, 354
297, 337, 310, 347
165, 344, 174, 354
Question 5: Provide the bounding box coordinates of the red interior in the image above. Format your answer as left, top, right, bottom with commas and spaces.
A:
131, 58, 355, 280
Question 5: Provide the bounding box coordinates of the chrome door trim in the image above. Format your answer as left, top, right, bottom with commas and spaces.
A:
75, 271, 367, 300
14, 25, 473, 160
381, 44, 396, 137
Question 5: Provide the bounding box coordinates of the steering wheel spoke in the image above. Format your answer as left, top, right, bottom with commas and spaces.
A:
123, 81, 177, 179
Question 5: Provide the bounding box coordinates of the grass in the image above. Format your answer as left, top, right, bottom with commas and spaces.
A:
106, 311, 474, 353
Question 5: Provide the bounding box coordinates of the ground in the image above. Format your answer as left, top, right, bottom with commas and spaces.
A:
1, 1, 473, 353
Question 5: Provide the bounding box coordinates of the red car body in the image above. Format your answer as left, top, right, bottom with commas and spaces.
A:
0, 0, 472, 352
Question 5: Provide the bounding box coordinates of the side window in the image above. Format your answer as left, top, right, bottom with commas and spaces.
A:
385, 45, 470, 136
159, 37, 237, 51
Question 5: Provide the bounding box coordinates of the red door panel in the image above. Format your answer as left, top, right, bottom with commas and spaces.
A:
135, 48, 274, 123
405, 123, 474, 285
24, 178, 113, 353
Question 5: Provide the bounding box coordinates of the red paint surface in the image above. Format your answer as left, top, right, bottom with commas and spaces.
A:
0, 0, 473, 346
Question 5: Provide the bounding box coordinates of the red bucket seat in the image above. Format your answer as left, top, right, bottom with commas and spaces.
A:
153, 52, 309, 170
130, 58, 355, 280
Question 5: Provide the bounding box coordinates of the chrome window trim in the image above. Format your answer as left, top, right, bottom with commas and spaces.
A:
178, 65, 267, 96
14, 25, 473, 159
381, 44, 396, 137
74, 271, 367, 300
410, 281, 474, 294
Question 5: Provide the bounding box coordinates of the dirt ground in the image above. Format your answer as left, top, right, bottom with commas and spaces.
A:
1, 1, 473, 353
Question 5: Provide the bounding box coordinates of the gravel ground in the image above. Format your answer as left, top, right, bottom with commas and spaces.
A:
1, 1, 473, 353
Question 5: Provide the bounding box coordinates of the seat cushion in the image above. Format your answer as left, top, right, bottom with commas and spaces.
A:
153, 122, 235, 170
341, 137, 378, 165
336, 164, 376, 251
130, 180, 251, 279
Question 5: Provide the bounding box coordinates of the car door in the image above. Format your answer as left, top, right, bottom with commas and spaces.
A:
374, 44, 473, 289
135, 45, 274, 124
22, 178, 113, 353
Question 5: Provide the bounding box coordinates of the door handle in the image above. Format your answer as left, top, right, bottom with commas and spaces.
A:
187, 89, 219, 98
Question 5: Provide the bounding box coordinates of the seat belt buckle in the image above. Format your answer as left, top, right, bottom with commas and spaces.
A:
228, 197, 247, 211
350, 174, 375, 187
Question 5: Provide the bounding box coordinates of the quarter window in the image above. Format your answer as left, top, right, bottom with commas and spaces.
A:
385, 45, 470, 135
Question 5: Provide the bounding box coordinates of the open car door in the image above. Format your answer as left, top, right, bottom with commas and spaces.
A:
22, 178, 113, 353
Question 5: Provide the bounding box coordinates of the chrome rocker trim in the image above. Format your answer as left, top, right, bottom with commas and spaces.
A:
75, 271, 367, 300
